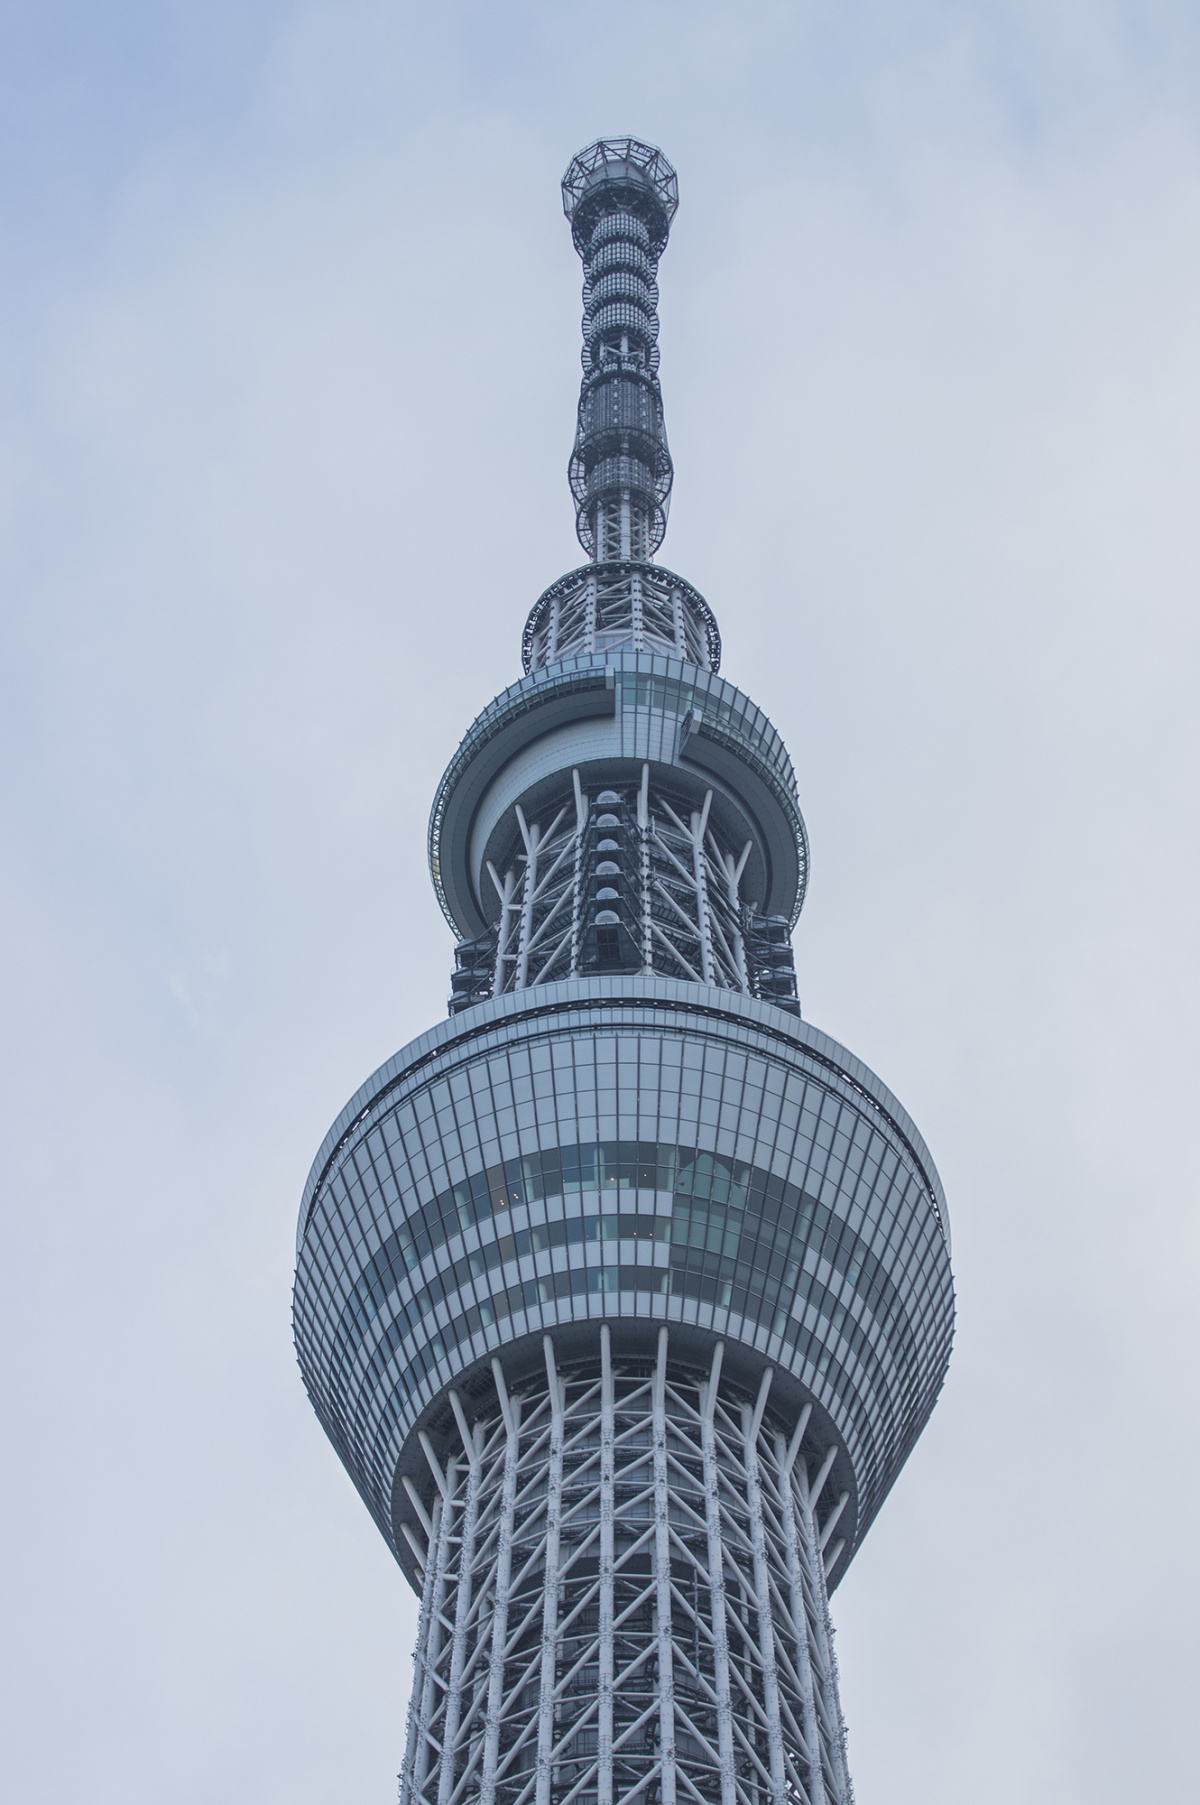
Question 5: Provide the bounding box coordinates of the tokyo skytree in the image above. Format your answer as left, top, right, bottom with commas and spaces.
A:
293, 138, 955, 1805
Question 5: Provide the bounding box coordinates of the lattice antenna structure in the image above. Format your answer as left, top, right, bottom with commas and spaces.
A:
293, 141, 954, 1805
563, 137, 678, 565
514, 140, 717, 679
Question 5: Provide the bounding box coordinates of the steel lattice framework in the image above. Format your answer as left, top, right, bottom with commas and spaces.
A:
566, 140, 677, 566
522, 565, 721, 676
293, 137, 954, 1805
467, 770, 793, 1011
401, 1330, 852, 1805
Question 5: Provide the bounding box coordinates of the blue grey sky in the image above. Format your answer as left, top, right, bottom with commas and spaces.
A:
2, 3, 1198, 1800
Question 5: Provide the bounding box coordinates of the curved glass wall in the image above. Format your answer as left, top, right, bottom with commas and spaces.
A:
293, 982, 953, 1592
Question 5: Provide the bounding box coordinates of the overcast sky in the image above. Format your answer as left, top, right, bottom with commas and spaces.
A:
2, 3, 1198, 1801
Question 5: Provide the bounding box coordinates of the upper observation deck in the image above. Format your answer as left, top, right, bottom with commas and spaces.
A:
427, 650, 809, 948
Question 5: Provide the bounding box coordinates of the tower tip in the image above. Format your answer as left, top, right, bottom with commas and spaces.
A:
562, 139, 678, 562
562, 137, 679, 255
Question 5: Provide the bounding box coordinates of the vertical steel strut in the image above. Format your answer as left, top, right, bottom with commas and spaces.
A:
401, 1331, 852, 1805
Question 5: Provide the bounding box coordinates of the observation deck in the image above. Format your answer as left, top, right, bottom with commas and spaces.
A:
428, 650, 809, 948
293, 978, 952, 1599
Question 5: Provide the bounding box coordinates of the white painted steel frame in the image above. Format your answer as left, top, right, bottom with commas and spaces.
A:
488, 767, 756, 997
524, 567, 712, 671
400, 1329, 852, 1805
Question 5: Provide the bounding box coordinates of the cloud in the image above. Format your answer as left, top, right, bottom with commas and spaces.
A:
1, 4, 1198, 1800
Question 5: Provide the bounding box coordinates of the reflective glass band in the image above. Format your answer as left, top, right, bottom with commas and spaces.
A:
321, 1137, 931, 1512
336, 1139, 913, 1369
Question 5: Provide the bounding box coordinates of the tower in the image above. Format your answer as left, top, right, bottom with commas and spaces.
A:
293, 139, 954, 1805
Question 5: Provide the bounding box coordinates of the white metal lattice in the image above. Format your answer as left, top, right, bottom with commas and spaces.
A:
525, 568, 712, 670
521, 567, 720, 676
486, 767, 755, 996
399, 1328, 852, 1805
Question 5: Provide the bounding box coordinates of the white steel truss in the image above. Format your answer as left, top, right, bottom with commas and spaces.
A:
523, 567, 718, 673
399, 1328, 853, 1805
486, 767, 756, 997
488, 772, 589, 993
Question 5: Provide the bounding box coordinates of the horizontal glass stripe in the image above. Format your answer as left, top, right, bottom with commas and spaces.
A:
331, 1265, 941, 1538
359, 1263, 875, 1510
333, 1139, 917, 1387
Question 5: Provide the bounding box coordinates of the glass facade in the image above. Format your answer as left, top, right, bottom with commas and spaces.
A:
293, 980, 953, 1595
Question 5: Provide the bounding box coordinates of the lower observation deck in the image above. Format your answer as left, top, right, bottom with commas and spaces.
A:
293, 979, 953, 1597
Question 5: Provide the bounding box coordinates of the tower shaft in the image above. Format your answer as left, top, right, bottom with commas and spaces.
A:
565, 138, 677, 563
292, 139, 954, 1805
401, 1333, 852, 1805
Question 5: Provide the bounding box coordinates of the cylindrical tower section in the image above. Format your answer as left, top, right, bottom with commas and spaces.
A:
429, 653, 810, 1017
293, 983, 953, 1800
521, 565, 721, 673
563, 139, 678, 563
398, 1333, 854, 1805
293, 983, 953, 1598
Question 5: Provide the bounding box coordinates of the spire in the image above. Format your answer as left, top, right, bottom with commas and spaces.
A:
520, 140, 719, 674
562, 138, 678, 562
